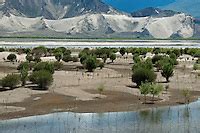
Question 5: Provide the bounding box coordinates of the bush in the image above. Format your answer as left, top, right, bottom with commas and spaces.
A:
98, 62, 104, 69
20, 67, 28, 86
62, 55, 72, 62
71, 57, 79, 62
33, 62, 54, 74
132, 59, 153, 71
132, 67, 156, 86
53, 61, 63, 70
0, 48, 5, 52
29, 70, 53, 90
17, 62, 30, 71
132, 54, 140, 63
193, 63, 200, 70
152, 55, 163, 64
85, 56, 97, 72
32, 46, 47, 57
7, 54, 17, 62
1, 74, 20, 89
26, 54, 34, 62
80, 54, 88, 64
54, 52, 63, 62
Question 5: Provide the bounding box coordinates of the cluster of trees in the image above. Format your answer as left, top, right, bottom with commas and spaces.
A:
0, 61, 57, 91
131, 51, 178, 103
140, 83, 163, 103
78, 48, 117, 72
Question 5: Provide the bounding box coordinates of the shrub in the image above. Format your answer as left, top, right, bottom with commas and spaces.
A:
53, 61, 63, 70
132, 67, 156, 86
0, 48, 5, 52
80, 54, 88, 64
29, 70, 53, 90
54, 52, 63, 62
33, 62, 54, 74
26, 54, 34, 62
1, 74, 20, 89
161, 63, 174, 82
97, 84, 105, 95
193, 63, 200, 70
17, 62, 30, 71
7, 54, 17, 62
62, 55, 72, 62
150, 84, 163, 101
85, 56, 97, 72
20, 67, 28, 86
32, 46, 47, 57
71, 57, 79, 62
133, 54, 141, 63
139, 82, 151, 103
98, 62, 104, 69
152, 55, 163, 64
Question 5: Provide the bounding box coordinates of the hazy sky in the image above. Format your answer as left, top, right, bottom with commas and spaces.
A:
103, 0, 175, 12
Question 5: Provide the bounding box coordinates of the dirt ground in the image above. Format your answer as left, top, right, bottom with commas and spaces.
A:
0, 53, 199, 120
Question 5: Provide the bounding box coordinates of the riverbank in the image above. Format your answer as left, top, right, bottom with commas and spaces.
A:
0, 57, 199, 120
0, 89, 200, 120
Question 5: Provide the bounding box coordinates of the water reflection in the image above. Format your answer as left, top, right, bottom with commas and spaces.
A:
1, 100, 200, 133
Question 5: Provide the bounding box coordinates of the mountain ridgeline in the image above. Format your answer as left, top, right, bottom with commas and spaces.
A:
0, 0, 197, 39
0, 0, 119, 19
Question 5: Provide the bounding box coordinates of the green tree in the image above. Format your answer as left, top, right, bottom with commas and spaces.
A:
161, 63, 174, 82
139, 83, 151, 103
120, 48, 126, 56
85, 56, 97, 72
102, 54, 107, 63
150, 84, 163, 102
33, 62, 54, 74
32, 46, 47, 57
110, 53, 116, 63
7, 54, 17, 62
132, 67, 156, 86
29, 70, 53, 90
1, 74, 20, 89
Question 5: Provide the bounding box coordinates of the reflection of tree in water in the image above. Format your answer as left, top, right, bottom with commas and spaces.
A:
139, 110, 150, 121
150, 109, 164, 124
139, 109, 164, 124
182, 105, 191, 133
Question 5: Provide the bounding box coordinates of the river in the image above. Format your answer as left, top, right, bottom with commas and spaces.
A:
0, 99, 200, 133
0, 39, 200, 48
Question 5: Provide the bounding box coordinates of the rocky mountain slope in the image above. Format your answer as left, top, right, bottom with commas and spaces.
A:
131, 7, 179, 18
0, 0, 121, 19
0, 0, 196, 39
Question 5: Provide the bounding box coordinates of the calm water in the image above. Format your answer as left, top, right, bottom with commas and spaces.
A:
1, 100, 200, 133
